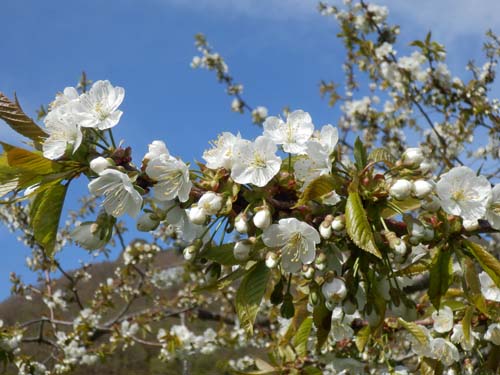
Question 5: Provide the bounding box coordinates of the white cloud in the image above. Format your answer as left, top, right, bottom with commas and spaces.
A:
155, 0, 500, 42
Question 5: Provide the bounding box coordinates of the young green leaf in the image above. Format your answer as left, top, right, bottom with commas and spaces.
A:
235, 261, 270, 335
30, 181, 68, 258
428, 247, 453, 310
201, 242, 239, 265
294, 175, 343, 207
464, 239, 500, 288
292, 316, 313, 356
345, 190, 382, 258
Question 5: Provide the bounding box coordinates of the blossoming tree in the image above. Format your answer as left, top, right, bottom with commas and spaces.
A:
1, 1, 500, 374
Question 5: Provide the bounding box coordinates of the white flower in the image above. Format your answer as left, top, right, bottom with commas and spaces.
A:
485, 184, 500, 230
432, 306, 454, 333
146, 155, 192, 203
253, 208, 272, 229
390, 179, 413, 200
479, 271, 500, 302
120, 320, 139, 338
234, 240, 252, 261
71, 223, 107, 250
484, 323, 500, 345
88, 169, 143, 217
90, 157, 111, 174
203, 132, 242, 170
294, 124, 339, 185
75, 80, 124, 130
198, 191, 223, 215
263, 110, 314, 154
322, 278, 347, 302
50, 86, 80, 110
375, 42, 394, 59
430, 338, 460, 366
450, 323, 478, 351
436, 166, 491, 222
231, 136, 281, 187
42, 107, 83, 160
252, 106, 268, 123
262, 218, 320, 273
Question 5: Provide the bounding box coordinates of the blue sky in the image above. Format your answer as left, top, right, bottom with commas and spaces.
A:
0, 0, 498, 299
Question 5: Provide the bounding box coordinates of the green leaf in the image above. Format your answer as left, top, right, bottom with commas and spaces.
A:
398, 318, 430, 346
355, 325, 371, 352
420, 357, 444, 375
345, 190, 382, 258
201, 242, 239, 265
0, 93, 47, 146
292, 316, 313, 356
428, 247, 452, 309
368, 147, 396, 166
353, 137, 368, 171
30, 181, 68, 258
381, 198, 421, 218
313, 299, 332, 351
295, 175, 343, 207
461, 305, 474, 343
3, 145, 60, 174
460, 256, 489, 315
235, 261, 270, 335
303, 367, 323, 375
464, 239, 500, 288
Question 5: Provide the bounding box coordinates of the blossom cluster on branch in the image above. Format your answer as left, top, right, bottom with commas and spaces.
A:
0, 1, 500, 374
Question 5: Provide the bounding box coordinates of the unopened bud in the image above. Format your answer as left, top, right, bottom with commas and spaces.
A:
302, 265, 315, 280
253, 208, 271, 229
188, 206, 206, 225
234, 213, 249, 234
401, 148, 424, 167
412, 180, 434, 199
136, 213, 161, 232
319, 222, 332, 239
265, 252, 278, 268
183, 245, 198, 261
322, 278, 348, 302
90, 157, 112, 174
331, 216, 345, 231
389, 179, 413, 200
233, 240, 252, 261
198, 191, 223, 215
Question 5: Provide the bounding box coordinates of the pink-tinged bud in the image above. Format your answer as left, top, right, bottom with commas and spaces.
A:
253, 208, 271, 229
389, 179, 413, 200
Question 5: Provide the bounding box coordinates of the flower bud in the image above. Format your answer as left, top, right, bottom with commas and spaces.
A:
136, 213, 160, 232
331, 216, 345, 231
412, 180, 434, 199
71, 223, 107, 250
90, 157, 112, 174
198, 191, 223, 215
183, 245, 198, 261
315, 252, 327, 271
322, 278, 347, 302
401, 148, 424, 167
319, 222, 332, 239
302, 265, 315, 280
188, 206, 206, 225
234, 213, 249, 234
233, 240, 252, 261
253, 208, 271, 229
265, 252, 278, 268
389, 179, 413, 200
463, 219, 479, 231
